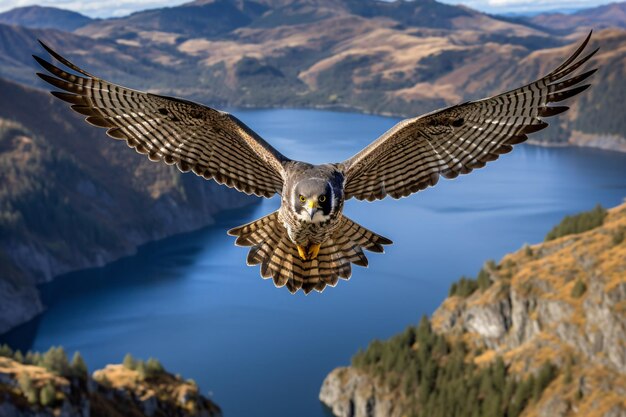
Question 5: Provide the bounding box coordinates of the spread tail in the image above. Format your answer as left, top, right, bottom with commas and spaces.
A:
228, 212, 392, 294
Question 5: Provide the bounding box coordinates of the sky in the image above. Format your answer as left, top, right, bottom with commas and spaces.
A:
0, 0, 619, 18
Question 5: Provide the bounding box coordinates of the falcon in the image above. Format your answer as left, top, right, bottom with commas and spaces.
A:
33, 32, 597, 294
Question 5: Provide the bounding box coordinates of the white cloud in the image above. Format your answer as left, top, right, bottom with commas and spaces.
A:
439, 0, 616, 13
0, 0, 189, 18
0, 0, 618, 18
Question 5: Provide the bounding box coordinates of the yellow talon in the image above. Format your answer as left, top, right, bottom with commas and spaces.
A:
297, 245, 308, 261
307, 243, 321, 260
297, 243, 321, 261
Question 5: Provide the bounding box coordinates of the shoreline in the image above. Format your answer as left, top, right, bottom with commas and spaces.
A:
0, 198, 260, 337
226, 103, 626, 154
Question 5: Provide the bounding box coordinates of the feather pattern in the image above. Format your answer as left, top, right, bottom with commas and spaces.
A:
341, 31, 598, 201
228, 212, 392, 294
33, 41, 288, 198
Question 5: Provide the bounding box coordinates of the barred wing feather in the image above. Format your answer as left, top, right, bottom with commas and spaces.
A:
33, 41, 288, 198
341, 32, 598, 201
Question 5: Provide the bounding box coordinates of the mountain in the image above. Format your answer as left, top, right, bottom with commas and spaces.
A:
75, 0, 521, 38
529, 2, 626, 32
1, 2, 624, 152
0, 6, 92, 31
487, 29, 626, 151
320, 202, 626, 417
0, 347, 221, 417
0, 76, 255, 334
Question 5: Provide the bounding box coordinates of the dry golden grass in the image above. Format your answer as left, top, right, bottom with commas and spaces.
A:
474, 349, 497, 366
93, 364, 200, 411
0, 357, 68, 388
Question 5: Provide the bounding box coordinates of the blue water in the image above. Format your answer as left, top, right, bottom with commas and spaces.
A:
2, 109, 626, 417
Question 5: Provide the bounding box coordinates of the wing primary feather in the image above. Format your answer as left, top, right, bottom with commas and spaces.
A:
37, 40, 96, 78
547, 84, 591, 103
36, 72, 81, 94
550, 30, 592, 75
552, 48, 599, 80
550, 69, 597, 91
520, 121, 549, 134
50, 91, 85, 105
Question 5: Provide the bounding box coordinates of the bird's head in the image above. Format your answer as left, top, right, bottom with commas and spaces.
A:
291, 178, 337, 223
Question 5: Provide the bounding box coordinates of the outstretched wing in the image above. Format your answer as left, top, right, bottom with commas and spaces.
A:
33, 41, 289, 198
340, 32, 598, 201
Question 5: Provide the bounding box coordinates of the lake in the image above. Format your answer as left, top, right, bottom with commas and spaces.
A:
2, 108, 626, 417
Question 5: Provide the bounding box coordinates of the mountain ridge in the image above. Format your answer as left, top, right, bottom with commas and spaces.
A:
529, 2, 626, 32
2, 2, 623, 153
0, 6, 92, 31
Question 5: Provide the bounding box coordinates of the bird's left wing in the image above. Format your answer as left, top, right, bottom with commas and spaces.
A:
340, 32, 598, 201
34, 41, 289, 198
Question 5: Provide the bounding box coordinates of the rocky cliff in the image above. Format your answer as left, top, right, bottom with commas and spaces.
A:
320, 202, 626, 417
0, 77, 256, 334
0, 348, 221, 417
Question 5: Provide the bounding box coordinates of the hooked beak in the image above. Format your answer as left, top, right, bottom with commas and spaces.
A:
305, 199, 318, 219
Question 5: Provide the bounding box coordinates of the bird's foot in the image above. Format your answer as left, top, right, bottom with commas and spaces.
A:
307, 243, 321, 260
297, 243, 321, 261
297, 245, 308, 261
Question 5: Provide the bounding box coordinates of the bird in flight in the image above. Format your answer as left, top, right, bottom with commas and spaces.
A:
34, 32, 597, 294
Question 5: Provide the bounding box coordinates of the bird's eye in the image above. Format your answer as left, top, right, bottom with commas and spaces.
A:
319, 195, 326, 203
299, 195, 306, 203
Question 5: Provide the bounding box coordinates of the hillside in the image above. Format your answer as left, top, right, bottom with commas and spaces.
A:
0, 77, 255, 334
320, 202, 626, 417
1, 1, 624, 151
530, 2, 626, 33
0, 347, 221, 417
487, 29, 626, 151
0, 6, 92, 31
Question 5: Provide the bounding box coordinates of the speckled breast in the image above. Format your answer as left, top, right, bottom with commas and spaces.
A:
279, 207, 343, 246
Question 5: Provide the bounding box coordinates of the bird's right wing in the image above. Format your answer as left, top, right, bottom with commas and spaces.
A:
34, 41, 289, 198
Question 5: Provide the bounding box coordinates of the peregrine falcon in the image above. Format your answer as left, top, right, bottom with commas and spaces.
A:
34, 32, 597, 294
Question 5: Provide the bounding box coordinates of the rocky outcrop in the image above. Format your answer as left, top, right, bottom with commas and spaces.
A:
431, 204, 626, 374
0, 356, 221, 417
320, 367, 399, 417
320, 202, 626, 417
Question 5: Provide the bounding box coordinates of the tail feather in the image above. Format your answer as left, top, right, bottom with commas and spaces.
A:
228, 211, 392, 294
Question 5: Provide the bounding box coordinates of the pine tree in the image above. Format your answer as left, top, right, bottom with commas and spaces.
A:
18, 373, 38, 404
39, 382, 56, 407
145, 357, 164, 377
71, 352, 88, 378
571, 280, 587, 298
477, 268, 491, 291
533, 362, 556, 401
42, 346, 70, 376
0, 344, 12, 357
123, 353, 136, 370
136, 360, 146, 380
